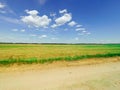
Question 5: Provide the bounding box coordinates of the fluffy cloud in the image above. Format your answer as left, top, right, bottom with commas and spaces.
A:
68, 21, 77, 27
76, 28, 86, 31
51, 10, 72, 28
21, 10, 51, 28
55, 13, 72, 26
0, 2, 5, 9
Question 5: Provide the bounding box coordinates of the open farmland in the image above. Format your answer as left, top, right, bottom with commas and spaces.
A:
0, 44, 120, 65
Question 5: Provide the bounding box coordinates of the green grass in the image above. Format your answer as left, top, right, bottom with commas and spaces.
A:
0, 53, 120, 66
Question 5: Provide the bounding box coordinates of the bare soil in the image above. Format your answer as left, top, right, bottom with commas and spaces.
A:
0, 57, 120, 90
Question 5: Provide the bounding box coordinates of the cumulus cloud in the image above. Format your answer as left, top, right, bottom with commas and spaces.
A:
21, 10, 51, 28
55, 13, 72, 26
68, 21, 77, 27
59, 9, 67, 14
0, 2, 5, 9
76, 28, 86, 31
51, 9, 72, 28
38, 35, 47, 38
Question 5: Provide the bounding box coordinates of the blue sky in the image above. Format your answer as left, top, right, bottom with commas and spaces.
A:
0, 0, 120, 43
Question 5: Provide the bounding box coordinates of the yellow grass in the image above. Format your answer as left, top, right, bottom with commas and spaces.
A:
0, 44, 120, 60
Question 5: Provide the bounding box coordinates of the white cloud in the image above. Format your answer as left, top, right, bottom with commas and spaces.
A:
20, 29, 25, 32
21, 10, 51, 28
59, 9, 67, 14
68, 21, 77, 27
12, 29, 18, 32
38, 35, 47, 38
0, 2, 5, 9
52, 12, 72, 28
55, 13, 72, 26
25, 10, 39, 16
76, 28, 86, 31
76, 25, 82, 28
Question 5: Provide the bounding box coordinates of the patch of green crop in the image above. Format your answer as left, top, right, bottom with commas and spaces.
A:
0, 53, 120, 66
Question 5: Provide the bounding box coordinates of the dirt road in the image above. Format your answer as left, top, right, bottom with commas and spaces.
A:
0, 59, 120, 90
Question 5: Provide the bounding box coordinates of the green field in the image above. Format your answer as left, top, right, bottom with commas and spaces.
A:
0, 44, 120, 65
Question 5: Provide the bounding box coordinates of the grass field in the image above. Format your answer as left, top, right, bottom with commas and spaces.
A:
0, 44, 120, 65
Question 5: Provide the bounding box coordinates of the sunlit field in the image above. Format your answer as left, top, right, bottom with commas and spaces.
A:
0, 44, 120, 65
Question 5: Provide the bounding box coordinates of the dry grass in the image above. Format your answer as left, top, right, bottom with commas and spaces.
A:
0, 44, 120, 59
0, 44, 120, 65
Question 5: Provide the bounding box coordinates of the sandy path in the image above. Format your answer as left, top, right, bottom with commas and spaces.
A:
0, 61, 120, 90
